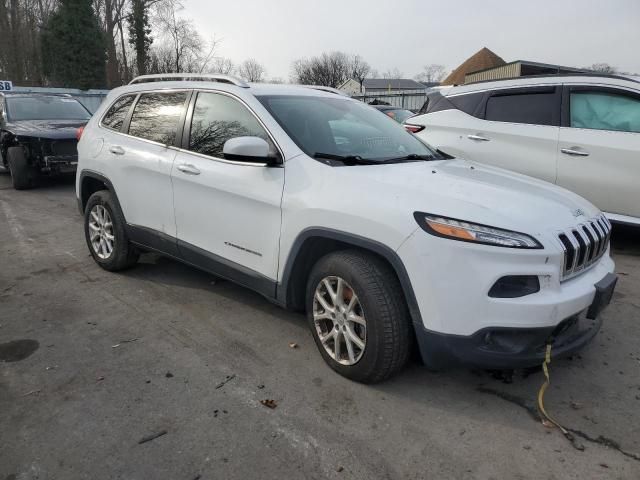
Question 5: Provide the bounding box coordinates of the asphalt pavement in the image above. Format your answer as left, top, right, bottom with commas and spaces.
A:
1, 174, 639, 479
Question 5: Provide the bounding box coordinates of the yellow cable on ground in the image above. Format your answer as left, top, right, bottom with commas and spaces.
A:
537, 343, 585, 451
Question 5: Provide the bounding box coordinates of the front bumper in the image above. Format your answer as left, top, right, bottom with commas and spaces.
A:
416, 310, 604, 370
396, 227, 617, 368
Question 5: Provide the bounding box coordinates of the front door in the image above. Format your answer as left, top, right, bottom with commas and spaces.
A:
171, 91, 284, 293
557, 86, 640, 219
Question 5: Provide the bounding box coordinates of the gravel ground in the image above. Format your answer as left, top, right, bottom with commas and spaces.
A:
1, 174, 639, 480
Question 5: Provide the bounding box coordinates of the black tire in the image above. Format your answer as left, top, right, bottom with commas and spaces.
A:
7, 146, 37, 189
84, 190, 139, 271
306, 250, 411, 383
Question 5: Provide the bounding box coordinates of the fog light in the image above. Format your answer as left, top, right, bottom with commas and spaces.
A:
488, 276, 540, 298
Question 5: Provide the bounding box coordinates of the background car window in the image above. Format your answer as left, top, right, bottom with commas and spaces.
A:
102, 95, 135, 131
485, 92, 557, 126
449, 93, 484, 117
5, 96, 91, 121
188, 92, 274, 159
571, 91, 640, 133
128, 92, 188, 145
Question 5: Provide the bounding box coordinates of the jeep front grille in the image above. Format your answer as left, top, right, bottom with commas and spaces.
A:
558, 214, 611, 281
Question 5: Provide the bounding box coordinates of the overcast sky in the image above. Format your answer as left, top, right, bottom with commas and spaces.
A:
183, 0, 640, 80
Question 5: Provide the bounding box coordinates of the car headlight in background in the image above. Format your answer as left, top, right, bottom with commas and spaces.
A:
413, 213, 542, 249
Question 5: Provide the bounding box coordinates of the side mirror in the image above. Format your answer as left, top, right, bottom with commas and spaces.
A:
223, 136, 279, 165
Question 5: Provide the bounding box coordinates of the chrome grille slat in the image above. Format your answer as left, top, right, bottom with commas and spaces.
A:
558, 214, 610, 281
582, 224, 597, 263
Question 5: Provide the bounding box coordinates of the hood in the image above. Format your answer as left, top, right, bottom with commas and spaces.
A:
341, 158, 599, 234
5, 119, 87, 140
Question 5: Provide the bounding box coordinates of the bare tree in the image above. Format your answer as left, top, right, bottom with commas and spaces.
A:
150, 0, 216, 73
292, 51, 352, 88
210, 57, 235, 75
414, 64, 446, 84
237, 58, 265, 82
350, 54, 371, 93
382, 67, 403, 79
585, 63, 617, 74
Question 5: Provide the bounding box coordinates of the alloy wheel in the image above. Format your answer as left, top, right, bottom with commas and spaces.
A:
313, 276, 367, 365
89, 205, 115, 259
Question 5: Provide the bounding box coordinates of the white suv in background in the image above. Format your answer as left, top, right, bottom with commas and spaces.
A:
76, 74, 616, 383
406, 74, 640, 226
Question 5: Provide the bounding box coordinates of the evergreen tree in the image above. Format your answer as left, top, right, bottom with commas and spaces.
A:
127, 0, 153, 76
41, 0, 106, 89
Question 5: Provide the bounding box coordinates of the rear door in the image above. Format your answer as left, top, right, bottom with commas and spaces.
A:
102, 90, 190, 243
171, 90, 284, 293
456, 86, 561, 183
557, 85, 640, 219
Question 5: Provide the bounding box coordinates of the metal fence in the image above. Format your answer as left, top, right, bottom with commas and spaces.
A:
351, 91, 428, 111
11, 86, 109, 113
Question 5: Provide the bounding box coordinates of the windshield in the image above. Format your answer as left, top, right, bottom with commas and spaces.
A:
257, 95, 438, 162
6, 96, 91, 121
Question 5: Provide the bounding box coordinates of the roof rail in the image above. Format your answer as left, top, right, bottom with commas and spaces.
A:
302, 85, 350, 97
128, 73, 250, 88
464, 72, 640, 86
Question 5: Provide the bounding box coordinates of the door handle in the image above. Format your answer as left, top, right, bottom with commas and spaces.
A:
177, 164, 201, 175
109, 146, 125, 155
467, 134, 490, 142
561, 148, 590, 157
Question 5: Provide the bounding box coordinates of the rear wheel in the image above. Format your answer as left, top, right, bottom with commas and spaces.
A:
84, 190, 139, 271
7, 147, 37, 189
306, 250, 411, 383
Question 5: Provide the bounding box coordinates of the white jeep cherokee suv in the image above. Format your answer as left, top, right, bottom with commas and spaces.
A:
75, 74, 617, 383
406, 74, 640, 226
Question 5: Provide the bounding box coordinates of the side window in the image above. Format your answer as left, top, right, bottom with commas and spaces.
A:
485, 90, 557, 126
570, 90, 640, 133
128, 91, 188, 145
102, 95, 135, 131
448, 92, 484, 117
188, 92, 275, 160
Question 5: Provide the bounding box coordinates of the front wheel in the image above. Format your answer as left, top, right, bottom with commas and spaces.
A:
84, 190, 139, 271
7, 146, 37, 189
306, 250, 411, 383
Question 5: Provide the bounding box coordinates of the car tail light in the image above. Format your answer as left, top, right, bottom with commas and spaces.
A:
76, 126, 85, 141
404, 124, 424, 134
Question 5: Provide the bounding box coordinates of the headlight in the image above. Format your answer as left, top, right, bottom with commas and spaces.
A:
413, 213, 542, 249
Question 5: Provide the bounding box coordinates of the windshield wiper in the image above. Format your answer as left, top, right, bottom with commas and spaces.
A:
379, 153, 436, 163
313, 152, 376, 165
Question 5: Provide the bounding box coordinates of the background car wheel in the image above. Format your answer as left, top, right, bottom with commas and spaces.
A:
306, 250, 411, 383
84, 190, 139, 271
7, 147, 36, 190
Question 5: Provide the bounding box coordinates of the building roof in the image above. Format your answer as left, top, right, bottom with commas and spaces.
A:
441, 47, 506, 86
362, 78, 426, 90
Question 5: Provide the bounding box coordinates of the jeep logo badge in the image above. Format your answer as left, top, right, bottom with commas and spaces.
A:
572, 208, 586, 218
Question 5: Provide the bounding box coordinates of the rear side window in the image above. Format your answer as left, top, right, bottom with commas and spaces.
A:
419, 91, 484, 117
485, 90, 558, 126
448, 93, 484, 116
188, 92, 274, 159
102, 95, 135, 131
570, 91, 640, 133
129, 92, 188, 145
